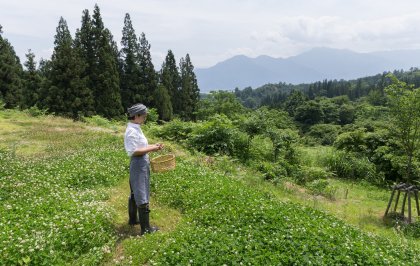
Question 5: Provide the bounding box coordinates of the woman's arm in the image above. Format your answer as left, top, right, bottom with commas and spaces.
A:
132, 143, 164, 156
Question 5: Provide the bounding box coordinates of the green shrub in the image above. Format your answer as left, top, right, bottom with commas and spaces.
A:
307, 124, 341, 145
0, 98, 5, 110
403, 222, 420, 239
257, 161, 288, 182
334, 129, 367, 153
153, 118, 195, 142
188, 114, 248, 160
83, 115, 112, 127
306, 179, 338, 200
322, 150, 384, 184
296, 166, 333, 185
146, 107, 159, 123
25, 105, 48, 117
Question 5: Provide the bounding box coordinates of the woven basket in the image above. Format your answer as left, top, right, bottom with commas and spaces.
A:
151, 154, 176, 173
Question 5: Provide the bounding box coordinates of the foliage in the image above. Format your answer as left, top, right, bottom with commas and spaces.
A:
153, 84, 173, 121
334, 128, 368, 153
146, 159, 420, 265
22, 50, 42, 109
24, 105, 48, 117
294, 100, 324, 125
160, 50, 181, 115
153, 118, 195, 142
188, 114, 248, 160
385, 74, 420, 182
178, 54, 200, 121
321, 149, 384, 185
119, 13, 143, 110
403, 222, 420, 239
257, 161, 288, 183
296, 166, 333, 185
40, 17, 94, 120
0, 131, 127, 265
307, 124, 342, 145
197, 90, 245, 120
145, 107, 159, 124
0, 25, 23, 109
306, 179, 338, 200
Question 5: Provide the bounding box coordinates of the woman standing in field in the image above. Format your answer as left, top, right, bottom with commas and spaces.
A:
124, 103, 163, 235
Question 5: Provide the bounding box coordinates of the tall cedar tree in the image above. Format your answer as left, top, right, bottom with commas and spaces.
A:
161, 50, 180, 114
138, 32, 158, 106
119, 13, 142, 109
44, 17, 93, 119
0, 25, 23, 108
22, 50, 42, 108
74, 9, 95, 104
179, 54, 200, 120
91, 4, 123, 118
154, 84, 173, 121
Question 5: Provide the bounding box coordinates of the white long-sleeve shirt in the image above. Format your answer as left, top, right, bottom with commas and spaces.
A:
124, 122, 149, 157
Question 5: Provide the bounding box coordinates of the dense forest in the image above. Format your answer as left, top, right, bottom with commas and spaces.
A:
235, 68, 420, 109
0, 4, 199, 121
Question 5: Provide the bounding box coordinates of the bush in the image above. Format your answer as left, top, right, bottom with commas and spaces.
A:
322, 150, 384, 184
188, 115, 248, 160
296, 166, 333, 185
257, 161, 288, 182
334, 129, 367, 153
306, 179, 338, 200
153, 118, 195, 142
403, 222, 420, 239
307, 124, 341, 145
24, 105, 48, 117
0, 98, 5, 110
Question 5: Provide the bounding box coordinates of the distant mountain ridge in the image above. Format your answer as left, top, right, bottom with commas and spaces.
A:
195, 47, 420, 92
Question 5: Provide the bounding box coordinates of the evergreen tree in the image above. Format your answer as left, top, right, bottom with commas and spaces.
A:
154, 84, 173, 121
22, 50, 42, 108
44, 17, 93, 119
91, 4, 123, 118
74, 9, 94, 100
0, 25, 23, 108
138, 32, 158, 106
179, 54, 199, 120
161, 50, 180, 114
119, 13, 142, 109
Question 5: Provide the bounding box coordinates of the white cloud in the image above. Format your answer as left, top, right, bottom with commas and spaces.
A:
3, 0, 420, 67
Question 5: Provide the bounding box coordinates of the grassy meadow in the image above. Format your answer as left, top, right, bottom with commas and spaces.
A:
1, 109, 419, 265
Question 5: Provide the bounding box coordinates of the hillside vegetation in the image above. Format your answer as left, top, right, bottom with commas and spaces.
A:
1, 109, 419, 265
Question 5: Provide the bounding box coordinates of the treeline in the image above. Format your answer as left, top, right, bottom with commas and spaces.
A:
0, 4, 199, 120
235, 68, 420, 108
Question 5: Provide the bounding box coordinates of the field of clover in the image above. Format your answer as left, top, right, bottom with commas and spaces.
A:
124, 159, 420, 265
0, 128, 128, 265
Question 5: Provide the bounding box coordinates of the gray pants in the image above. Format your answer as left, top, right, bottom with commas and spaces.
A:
129, 155, 150, 206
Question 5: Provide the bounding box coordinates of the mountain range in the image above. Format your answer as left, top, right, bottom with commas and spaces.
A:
195, 47, 420, 92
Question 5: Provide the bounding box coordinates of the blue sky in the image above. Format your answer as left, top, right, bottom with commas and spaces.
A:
2, 0, 420, 68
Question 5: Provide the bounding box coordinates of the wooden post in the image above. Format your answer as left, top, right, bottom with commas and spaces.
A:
408, 192, 412, 224
385, 188, 396, 216
393, 190, 401, 213
401, 191, 408, 216
414, 190, 420, 216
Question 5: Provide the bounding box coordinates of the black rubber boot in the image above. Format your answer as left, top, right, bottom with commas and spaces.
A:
138, 204, 159, 235
128, 194, 139, 226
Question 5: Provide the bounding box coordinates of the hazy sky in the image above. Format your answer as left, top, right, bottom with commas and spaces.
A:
2, 0, 420, 68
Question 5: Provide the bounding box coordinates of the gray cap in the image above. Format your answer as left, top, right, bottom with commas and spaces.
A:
127, 103, 148, 116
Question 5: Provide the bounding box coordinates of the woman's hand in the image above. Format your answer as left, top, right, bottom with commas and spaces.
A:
155, 143, 164, 151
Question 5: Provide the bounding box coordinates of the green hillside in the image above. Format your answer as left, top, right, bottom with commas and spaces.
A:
1, 109, 419, 265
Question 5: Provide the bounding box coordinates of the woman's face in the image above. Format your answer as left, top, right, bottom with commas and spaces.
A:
137, 113, 147, 124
